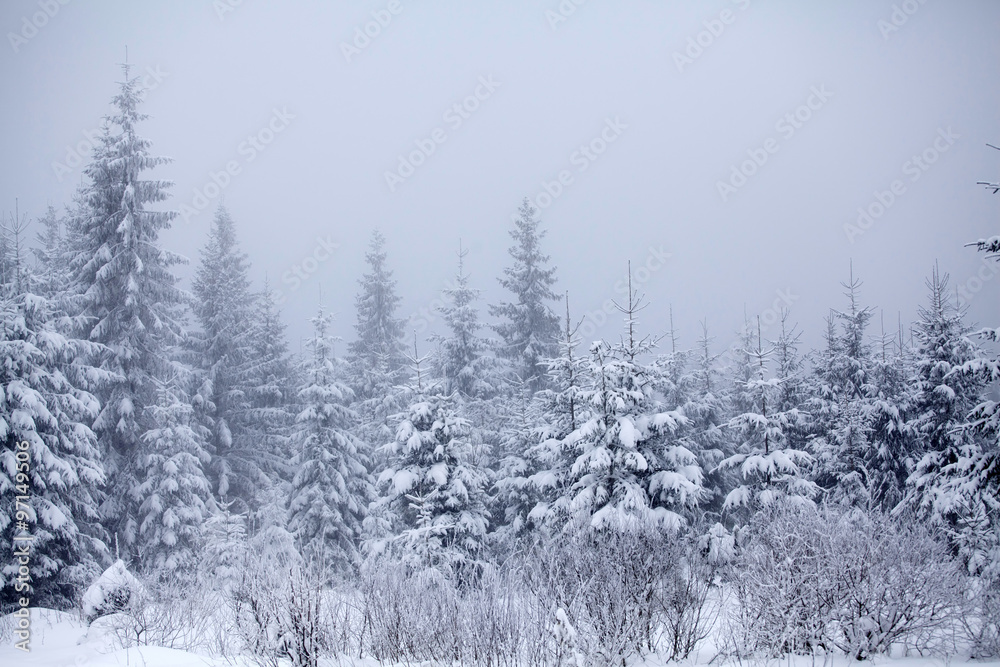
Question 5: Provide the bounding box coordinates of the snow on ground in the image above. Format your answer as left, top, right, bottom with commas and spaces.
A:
4, 607, 1000, 667
0, 608, 235, 667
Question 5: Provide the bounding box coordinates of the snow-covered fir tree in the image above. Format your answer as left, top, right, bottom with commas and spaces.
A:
677, 321, 730, 517
560, 276, 701, 532
770, 310, 810, 449
31, 205, 70, 301
348, 230, 408, 451
865, 314, 915, 511
191, 205, 278, 512
717, 317, 817, 524
433, 241, 495, 399
0, 272, 111, 608
908, 267, 983, 461
287, 308, 373, 570
654, 307, 689, 411
808, 272, 878, 505
135, 377, 211, 577
498, 294, 589, 532
69, 64, 189, 555
198, 499, 248, 592
374, 362, 491, 574
906, 268, 988, 543
348, 230, 407, 399
940, 187, 1000, 579
241, 280, 295, 491
490, 198, 561, 393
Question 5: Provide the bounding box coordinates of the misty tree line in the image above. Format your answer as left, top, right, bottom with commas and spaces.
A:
3, 65, 1000, 661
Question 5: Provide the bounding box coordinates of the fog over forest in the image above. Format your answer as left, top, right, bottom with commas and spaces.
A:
2, 2, 1000, 666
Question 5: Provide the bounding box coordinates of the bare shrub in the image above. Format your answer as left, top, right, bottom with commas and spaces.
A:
960, 579, 1000, 658
232, 557, 362, 667
725, 503, 966, 660
521, 525, 715, 664
95, 578, 225, 653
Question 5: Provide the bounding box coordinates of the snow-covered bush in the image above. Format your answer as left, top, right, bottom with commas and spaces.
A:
725, 503, 965, 659
522, 525, 713, 663
964, 578, 1000, 658
360, 554, 555, 665
231, 554, 357, 667
81, 559, 144, 623
87, 564, 229, 654
359, 559, 465, 664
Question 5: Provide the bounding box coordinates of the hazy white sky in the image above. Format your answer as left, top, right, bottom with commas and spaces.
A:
2, 0, 998, 358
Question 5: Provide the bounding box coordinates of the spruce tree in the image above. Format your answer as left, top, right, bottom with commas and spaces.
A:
865, 314, 915, 511
677, 322, 730, 517
561, 276, 700, 532
242, 281, 295, 489
136, 379, 212, 577
348, 230, 407, 400
718, 317, 817, 523
374, 347, 491, 573
288, 308, 373, 570
808, 272, 878, 505
490, 198, 560, 393
192, 205, 273, 511
433, 241, 494, 399
0, 275, 111, 608
70, 64, 190, 555
907, 268, 986, 522
501, 294, 590, 531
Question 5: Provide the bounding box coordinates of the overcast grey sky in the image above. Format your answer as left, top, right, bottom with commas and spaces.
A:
2, 0, 998, 357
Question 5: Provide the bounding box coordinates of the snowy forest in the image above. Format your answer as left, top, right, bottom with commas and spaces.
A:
1, 63, 999, 665
3, 2, 1000, 665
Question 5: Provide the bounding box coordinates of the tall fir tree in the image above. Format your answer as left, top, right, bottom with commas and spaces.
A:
348, 230, 407, 399
433, 241, 495, 399
501, 294, 590, 531
288, 308, 374, 570
70, 64, 195, 556
490, 198, 560, 393
939, 180, 1000, 578
1, 263, 112, 607
348, 230, 408, 453
373, 340, 491, 574
242, 281, 296, 492
808, 272, 878, 505
865, 313, 915, 511
136, 377, 212, 577
559, 276, 701, 532
191, 205, 274, 511
717, 317, 817, 524
906, 268, 987, 527
376, 390, 491, 574
677, 321, 730, 517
